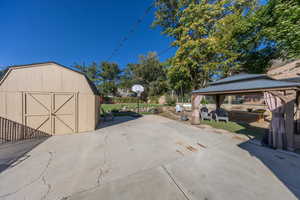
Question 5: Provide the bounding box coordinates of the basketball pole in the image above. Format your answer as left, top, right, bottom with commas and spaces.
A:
137, 93, 140, 113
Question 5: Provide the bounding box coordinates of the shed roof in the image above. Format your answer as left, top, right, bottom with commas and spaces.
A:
193, 74, 300, 95
0, 62, 100, 95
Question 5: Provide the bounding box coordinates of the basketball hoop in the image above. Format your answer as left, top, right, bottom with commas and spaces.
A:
131, 85, 144, 113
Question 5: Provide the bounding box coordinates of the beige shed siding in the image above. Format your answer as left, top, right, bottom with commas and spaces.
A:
0, 63, 92, 93
0, 92, 23, 123
0, 63, 100, 135
78, 94, 96, 132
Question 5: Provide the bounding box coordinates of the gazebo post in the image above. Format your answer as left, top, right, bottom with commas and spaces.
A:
191, 93, 203, 125
216, 95, 220, 109
215, 94, 225, 110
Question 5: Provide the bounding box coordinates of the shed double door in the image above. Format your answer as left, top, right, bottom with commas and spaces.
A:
23, 92, 78, 135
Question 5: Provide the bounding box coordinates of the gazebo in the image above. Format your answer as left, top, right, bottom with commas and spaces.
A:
191, 74, 300, 151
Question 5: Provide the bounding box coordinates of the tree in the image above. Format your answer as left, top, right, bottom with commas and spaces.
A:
99, 62, 121, 96
73, 61, 121, 96
155, 0, 300, 79
167, 64, 192, 96
73, 62, 101, 84
153, 0, 199, 40
120, 52, 168, 99
155, 0, 255, 89
256, 0, 300, 59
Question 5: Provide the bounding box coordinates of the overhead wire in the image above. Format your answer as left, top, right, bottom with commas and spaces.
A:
106, 3, 155, 61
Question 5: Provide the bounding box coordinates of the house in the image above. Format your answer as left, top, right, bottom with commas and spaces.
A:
0, 62, 101, 135
268, 59, 300, 80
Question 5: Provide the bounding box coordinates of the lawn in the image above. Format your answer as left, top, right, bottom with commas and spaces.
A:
200, 120, 266, 140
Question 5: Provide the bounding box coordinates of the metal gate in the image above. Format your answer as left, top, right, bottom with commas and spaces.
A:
23, 92, 78, 135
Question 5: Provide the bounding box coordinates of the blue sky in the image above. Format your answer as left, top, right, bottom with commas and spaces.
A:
0, 0, 268, 70
0, 0, 176, 69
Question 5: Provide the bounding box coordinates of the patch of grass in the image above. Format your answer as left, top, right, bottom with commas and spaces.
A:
200, 120, 266, 140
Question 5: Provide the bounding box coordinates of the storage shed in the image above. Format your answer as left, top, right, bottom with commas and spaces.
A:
0, 62, 101, 135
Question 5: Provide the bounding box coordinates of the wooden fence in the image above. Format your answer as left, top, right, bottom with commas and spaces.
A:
0, 116, 50, 144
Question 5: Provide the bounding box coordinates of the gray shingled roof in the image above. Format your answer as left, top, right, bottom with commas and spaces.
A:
211, 74, 268, 85
193, 79, 300, 94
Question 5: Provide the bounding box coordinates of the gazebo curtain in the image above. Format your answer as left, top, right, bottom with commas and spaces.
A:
263, 92, 286, 149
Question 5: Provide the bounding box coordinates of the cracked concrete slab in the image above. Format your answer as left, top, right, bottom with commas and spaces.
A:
0, 115, 299, 200
69, 166, 188, 200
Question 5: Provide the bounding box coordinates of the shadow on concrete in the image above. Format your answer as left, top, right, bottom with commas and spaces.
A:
239, 141, 300, 198
97, 113, 142, 129
0, 137, 49, 173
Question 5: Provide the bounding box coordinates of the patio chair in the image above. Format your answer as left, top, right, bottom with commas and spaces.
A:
175, 104, 183, 113
211, 108, 229, 122
200, 107, 212, 121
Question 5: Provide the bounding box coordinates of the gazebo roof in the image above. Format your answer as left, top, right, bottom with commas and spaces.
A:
210, 73, 268, 85
192, 73, 300, 95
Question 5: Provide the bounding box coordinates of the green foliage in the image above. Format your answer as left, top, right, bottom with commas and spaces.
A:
99, 62, 121, 81
99, 81, 118, 96
256, 0, 300, 59
101, 103, 161, 112
73, 62, 101, 83
99, 62, 121, 96
113, 97, 143, 104
120, 52, 169, 99
74, 61, 121, 96
167, 63, 192, 96
200, 98, 208, 105
165, 95, 176, 106
155, 0, 300, 83
148, 96, 159, 104
155, 0, 256, 89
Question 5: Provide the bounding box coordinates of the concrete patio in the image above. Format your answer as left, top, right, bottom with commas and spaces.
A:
0, 115, 299, 200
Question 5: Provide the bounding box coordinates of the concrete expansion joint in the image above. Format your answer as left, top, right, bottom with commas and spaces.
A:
161, 165, 192, 200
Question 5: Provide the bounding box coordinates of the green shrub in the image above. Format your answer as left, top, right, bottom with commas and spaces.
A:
102, 96, 113, 104
165, 95, 176, 106
201, 98, 209, 105
113, 97, 145, 104
149, 96, 159, 104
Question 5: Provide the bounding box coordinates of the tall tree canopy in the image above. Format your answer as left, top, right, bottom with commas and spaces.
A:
154, 0, 256, 89
73, 61, 121, 96
120, 52, 168, 98
155, 0, 300, 81
228, 0, 300, 73
73, 62, 101, 84
98, 62, 121, 96
256, 0, 300, 59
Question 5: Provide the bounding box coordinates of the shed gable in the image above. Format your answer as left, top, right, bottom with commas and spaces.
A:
0, 63, 94, 94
